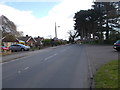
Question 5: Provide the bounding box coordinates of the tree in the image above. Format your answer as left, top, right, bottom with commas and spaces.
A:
93, 2, 119, 40
68, 30, 78, 43
74, 2, 120, 44
2, 34, 17, 42
74, 10, 89, 40
0, 15, 24, 38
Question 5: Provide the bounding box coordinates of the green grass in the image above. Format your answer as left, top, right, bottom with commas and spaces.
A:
95, 60, 119, 88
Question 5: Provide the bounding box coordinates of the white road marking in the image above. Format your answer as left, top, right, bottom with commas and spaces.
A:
60, 47, 71, 53
18, 67, 30, 74
18, 71, 21, 74
24, 67, 29, 70
44, 53, 57, 61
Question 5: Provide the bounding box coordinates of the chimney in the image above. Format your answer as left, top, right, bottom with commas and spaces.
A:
26, 35, 28, 37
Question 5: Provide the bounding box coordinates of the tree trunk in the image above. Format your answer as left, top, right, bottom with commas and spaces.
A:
106, 19, 109, 40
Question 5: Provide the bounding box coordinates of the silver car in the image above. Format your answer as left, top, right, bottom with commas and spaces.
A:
10, 44, 30, 52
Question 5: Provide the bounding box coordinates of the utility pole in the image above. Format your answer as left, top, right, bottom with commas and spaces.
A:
55, 22, 57, 38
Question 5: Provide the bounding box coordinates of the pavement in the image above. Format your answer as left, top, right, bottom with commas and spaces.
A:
2, 44, 118, 88
85, 44, 118, 73
84, 44, 119, 87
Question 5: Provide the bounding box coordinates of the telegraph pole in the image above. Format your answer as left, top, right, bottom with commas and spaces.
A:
55, 22, 57, 38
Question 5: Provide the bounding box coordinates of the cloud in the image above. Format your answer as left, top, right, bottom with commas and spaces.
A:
47, 0, 93, 38
0, 4, 41, 36
0, 0, 63, 3
0, 0, 93, 39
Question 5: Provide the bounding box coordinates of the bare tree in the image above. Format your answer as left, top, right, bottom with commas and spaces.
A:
68, 30, 78, 43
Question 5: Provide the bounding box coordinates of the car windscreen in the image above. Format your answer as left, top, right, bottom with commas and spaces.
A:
18, 44, 25, 47
11, 45, 17, 46
115, 40, 120, 44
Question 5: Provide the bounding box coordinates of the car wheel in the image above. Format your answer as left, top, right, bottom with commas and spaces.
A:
116, 48, 120, 51
21, 48, 25, 51
117, 50, 120, 52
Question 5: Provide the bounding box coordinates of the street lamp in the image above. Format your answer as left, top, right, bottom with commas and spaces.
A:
55, 22, 60, 39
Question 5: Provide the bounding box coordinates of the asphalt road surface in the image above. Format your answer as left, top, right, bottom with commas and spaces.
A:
2, 44, 117, 88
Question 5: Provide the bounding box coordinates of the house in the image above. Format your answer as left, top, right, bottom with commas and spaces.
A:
34, 36, 44, 47
18, 35, 37, 47
2, 34, 19, 47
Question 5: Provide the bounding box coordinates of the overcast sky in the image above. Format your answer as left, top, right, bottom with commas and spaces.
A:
0, 0, 93, 40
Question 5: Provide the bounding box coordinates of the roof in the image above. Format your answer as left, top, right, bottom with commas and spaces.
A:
18, 36, 31, 42
34, 38, 41, 41
2, 35, 18, 42
18, 36, 36, 42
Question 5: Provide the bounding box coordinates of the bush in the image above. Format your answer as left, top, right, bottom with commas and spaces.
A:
103, 39, 117, 44
42, 39, 52, 46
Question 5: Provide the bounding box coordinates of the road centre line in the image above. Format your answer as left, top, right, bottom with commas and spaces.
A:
18, 71, 21, 74
24, 67, 29, 70
18, 67, 30, 74
59, 47, 71, 53
44, 53, 57, 61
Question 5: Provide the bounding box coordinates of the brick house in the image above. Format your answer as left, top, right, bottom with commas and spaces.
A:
18, 35, 37, 47
34, 36, 44, 48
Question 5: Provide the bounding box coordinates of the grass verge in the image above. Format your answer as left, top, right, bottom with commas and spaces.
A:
94, 60, 119, 88
1, 51, 12, 56
1, 55, 27, 63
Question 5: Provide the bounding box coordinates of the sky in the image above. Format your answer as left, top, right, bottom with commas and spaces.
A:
0, 0, 93, 40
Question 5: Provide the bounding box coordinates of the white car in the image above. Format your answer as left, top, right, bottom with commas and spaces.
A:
10, 44, 30, 52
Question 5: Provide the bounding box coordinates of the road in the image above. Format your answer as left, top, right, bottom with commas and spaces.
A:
2, 44, 118, 88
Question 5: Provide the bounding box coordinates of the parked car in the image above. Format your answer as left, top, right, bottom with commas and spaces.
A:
1, 46, 10, 51
10, 44, 30, 52
113, 40, 120, 51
